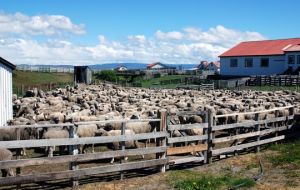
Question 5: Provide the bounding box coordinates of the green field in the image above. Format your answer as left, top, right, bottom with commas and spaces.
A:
137, 75, 191, 88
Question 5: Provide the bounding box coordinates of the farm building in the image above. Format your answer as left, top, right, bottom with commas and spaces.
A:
74, 66, 92, 85
219, 38, 300, 76
197, 61, 209, 70
114, 65, 128, 72
0, 57, 16, 126
146, 62, 176, 75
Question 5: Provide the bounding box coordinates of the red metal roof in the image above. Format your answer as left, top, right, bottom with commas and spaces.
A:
219, 38, 300, 57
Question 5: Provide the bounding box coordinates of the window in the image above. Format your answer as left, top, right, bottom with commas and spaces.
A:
297, 55, 300, 64
288, 55, 295, 64
230, 59, 238, 67
261, 58, 269, 67
244, 58, 253, 67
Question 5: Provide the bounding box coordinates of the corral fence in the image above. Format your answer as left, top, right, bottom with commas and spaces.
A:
0, 106, 295, 187
247, 75, 300, 86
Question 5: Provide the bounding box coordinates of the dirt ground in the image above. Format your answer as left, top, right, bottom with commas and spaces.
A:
58, 149, 300, 190
1, 146, 299, 190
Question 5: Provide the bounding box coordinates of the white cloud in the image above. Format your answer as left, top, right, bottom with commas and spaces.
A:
155, 30, 183, 40
0, 12, 85, 36
0, 22, 266, 65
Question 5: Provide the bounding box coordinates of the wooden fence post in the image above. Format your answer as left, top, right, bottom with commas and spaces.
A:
69, 124, 79, 187
207, 108, 214, 164
120, 122, 126, 180
16, 128, 21, 189
157, 109, 167, 172
234, 115, 239, 156
255, 113, 260, 153
274, 110, 279, 145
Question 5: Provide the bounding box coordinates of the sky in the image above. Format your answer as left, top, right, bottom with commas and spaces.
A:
0, 0, 299, 65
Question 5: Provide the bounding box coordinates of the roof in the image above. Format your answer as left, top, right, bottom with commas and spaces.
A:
284, 45, 300, 52
219, 38, 300, 57
147, 62, 176, 69
210, 61, 220, 68
0, 57, 16, 70
197, 61, 209, 69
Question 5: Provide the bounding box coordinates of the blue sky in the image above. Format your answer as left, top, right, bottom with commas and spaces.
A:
0, 0, 299, 65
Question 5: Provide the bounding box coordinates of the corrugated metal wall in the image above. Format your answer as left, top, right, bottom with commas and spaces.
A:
0, 63, 13, 126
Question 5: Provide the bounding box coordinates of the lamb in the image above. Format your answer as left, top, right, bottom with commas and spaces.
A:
0, 149, 14, 177
95, 128, 140, 163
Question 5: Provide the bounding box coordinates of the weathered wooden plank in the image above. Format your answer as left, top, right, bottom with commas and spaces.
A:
212, 135, 285, 156
213, 126, 290, 143
169, 156, 204, 165
214, 105, 293, 118
167, 144, 207, 155
0, 119, 161, 129
212, 115, 293, 131
0, 158, 168, 186
168, 123, 208, 131
75, 118, 161, 126
0, 123, 74, 129
167, 135, 207, 144
0, 132, 168, 149
0, 146, 167, 169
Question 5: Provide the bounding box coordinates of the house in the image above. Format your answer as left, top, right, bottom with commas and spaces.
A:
0, 57, 16, 126
146, 62, 176, 75
197, 61, 209, 70
219, 38, 300, 76
207, 61, 220, 73
114, 65, 128, 72
74, 66, 92, 85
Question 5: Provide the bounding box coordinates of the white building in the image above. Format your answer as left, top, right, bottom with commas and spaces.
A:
219, 38, 300, 76
0, 57, 16, 126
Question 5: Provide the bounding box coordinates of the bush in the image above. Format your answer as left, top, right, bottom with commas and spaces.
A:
95, 70, 117, 82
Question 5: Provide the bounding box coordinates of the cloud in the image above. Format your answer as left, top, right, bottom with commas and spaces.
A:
0, 22, 266, 65
0, 12, 85, 36
155, 30, 183, 40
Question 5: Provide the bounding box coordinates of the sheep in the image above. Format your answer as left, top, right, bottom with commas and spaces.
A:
42, 128, 69, 157
77, 124, 98, 153
95, 128, 140, 163
0, 149, 14, 177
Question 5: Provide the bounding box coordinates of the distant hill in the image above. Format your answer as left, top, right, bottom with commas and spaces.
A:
17, 63, 197, 70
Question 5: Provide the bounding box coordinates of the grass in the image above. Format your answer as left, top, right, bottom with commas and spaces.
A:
13, 70, 73, 96
267, 139, 300, 168
13, 70, 73, 86
167, 170, 255, 190
138, 75, 191, 88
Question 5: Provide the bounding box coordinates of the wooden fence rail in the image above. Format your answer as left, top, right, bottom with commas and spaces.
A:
0, 106, 295, 187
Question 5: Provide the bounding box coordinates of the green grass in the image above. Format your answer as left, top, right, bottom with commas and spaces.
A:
167, 170, 255, 190
267, 139, 300, 168
13, 70, 73, 85
138, 75, 191, 88
13, 70, 74, 96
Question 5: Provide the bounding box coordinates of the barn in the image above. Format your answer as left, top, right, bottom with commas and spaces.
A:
0, 57, 16, 126
74, 66, 92, 85
219, 38, 300, 76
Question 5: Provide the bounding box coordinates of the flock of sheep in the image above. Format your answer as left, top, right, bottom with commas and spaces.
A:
0, 83, 299, 177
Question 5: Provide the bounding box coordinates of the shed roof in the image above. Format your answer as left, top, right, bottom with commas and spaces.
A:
219, 38, 300, 57
0, 57, 16, 70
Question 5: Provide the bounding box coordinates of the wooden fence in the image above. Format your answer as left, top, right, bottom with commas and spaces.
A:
0, 106, 295, 187
247, 75, 300, 86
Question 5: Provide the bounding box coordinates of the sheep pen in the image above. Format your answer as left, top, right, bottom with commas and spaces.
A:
0, 83, 299, 188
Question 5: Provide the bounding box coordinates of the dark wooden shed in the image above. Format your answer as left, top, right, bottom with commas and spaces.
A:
74, 66, 92, 85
